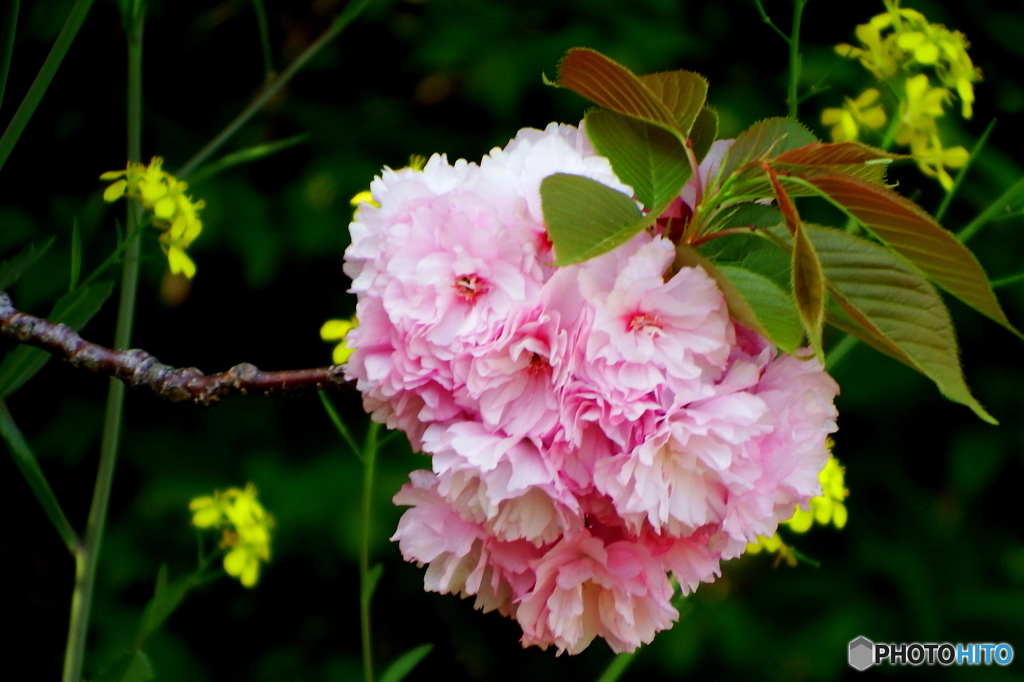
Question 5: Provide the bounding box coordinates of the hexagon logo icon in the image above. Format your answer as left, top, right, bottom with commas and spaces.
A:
849, 636, 875, 671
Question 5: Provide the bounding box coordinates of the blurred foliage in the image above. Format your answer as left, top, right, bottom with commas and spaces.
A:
3, 0, 1023, 680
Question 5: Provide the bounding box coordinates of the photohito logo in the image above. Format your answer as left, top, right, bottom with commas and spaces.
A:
848, 636, 1014, 670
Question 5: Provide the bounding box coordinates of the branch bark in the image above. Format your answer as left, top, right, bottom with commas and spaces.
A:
0, 290, 350, 405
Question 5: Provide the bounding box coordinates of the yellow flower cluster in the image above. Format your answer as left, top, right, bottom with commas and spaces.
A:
828, 0, 980, 189
101, 157, 205, 278
747, 451, 849, 565
321, 316, 358, 364
190, 483, 274, 588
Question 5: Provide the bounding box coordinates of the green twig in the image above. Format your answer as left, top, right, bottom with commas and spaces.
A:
252, 0, 274, 81
596, 652, 637, 682
0, 0, 20, 111
956, 176, 1024, 244
934, 118, 996, 223
992, 271, 1024, 289
360, 421, 381, 682
824, 333, 859, 371
318, 390, 363, 461
0, 0, 94, 173
0, 399, 80, 553
177, 0, 372, 178
752, 0, 791, 44
62, 10, 144, 682
186, 133, 309, 184
787, 0, 808, 120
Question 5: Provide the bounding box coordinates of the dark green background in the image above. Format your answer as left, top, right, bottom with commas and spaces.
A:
3, 0, 1023, 679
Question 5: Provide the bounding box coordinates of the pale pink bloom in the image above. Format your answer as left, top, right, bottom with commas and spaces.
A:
391, 470, 541, 615
423, 421, 582, 546
516, 529, 678, 654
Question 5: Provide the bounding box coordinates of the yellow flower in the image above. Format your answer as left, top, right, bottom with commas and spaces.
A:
786, 455, 849, 533
189, 483, 274, 588
908, 133, 969, 191
821, 89, 888, 142
747, 533, 798, 567
895, 74, 949, 145
321, 316, 358, 364
835, 22, 900, 79
101, 157, 205, 279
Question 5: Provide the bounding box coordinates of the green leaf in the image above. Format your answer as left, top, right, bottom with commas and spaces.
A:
138, 565, 194, 643
0, 236, 55, 289
638, 70, 709, 134
585, 108, 692, 210
707, 203, 782, 233
689, 106, 718, 164
800, 173, 1021, 339
541, 173, 654, 265
0, 281, 114, 399
379, 644, 434, 682
69, 218, 81, 292
361, 562, 383, 607
718, 117, 817, 181
772, 224, 995, 423
717, 264, 803, 353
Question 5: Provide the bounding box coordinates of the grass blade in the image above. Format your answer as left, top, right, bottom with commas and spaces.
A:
957, 175, 1024, 244
0, 0, 20, 111
69, 218, 81, 292
0, 0, 95, 173
934, 118, 995, 223
187, 133, 308, 184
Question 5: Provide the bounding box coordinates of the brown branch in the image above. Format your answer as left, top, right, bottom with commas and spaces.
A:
0, 290, 350, 406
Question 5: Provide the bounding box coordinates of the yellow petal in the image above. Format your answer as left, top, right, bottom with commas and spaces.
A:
223, 546, 250, 577
787, 507, 814, 533
913, 42, 939, 64
240, 559, 260, 587
833, 502, 848, 529
191, 506, 222, 528
321, 318, 357, 341
154, 196, 176, 220
333, 342, 355, 365
168, 247, 197, 279
103, 179, 128, 203
100, 170, 126, 180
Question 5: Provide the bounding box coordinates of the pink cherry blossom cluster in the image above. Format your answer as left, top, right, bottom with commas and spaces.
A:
343, 123, 839, 655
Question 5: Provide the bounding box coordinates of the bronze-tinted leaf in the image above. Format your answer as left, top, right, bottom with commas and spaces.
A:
805, 173, 1021, 338
718, 117, 817, 181
773, 141, 899, 184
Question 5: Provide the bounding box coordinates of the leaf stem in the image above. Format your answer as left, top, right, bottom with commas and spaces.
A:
0, 0, 20, 111
252, 0, 274, 81
61, 12, 143, 682
596, 652, 637, 682
787, 0, 808, 120
177, 0, 372, 178
992, 271, 1024, 289
318, 390, 363, 461
957, 176, 1024, 244
0, 399, 81, 553
934, 118, 996, 223
0, 0, 94, 173
752, 0, 791, 44
360, 421, 380, 682
824, 333, 859, 371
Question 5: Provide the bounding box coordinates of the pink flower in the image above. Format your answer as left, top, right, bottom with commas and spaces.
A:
516, 529, 678, 654
349, 123, 840, 655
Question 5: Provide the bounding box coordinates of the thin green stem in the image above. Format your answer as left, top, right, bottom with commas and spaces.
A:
186, 132, 309, 185
0, 0, 20, 111
787, 0, 808, 120
0, 399, 80, 553
992, 271, 1024, 289
957, 176, 1024, 244
61, 14, 143, 682
177, 0, 372, 178
825, 333, 859, 372
318, 390, 362, 461
0, 0, 94, 173
596, 652, 637, 682
752, 0, 790, 44
360, 421, 380, 682
252, 0, 274, 81
934, 119, 996, 223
